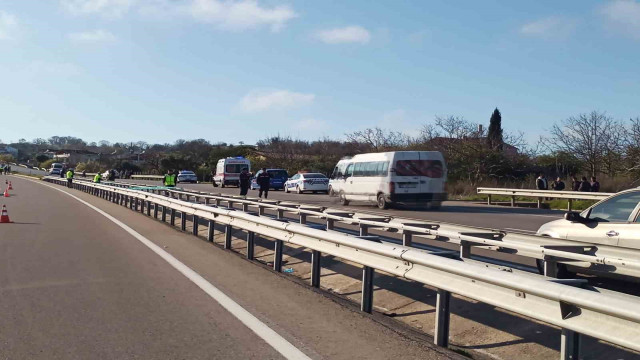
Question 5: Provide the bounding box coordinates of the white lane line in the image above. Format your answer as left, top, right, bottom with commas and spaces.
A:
27, 178, 311, 360
504, 228, 537, 233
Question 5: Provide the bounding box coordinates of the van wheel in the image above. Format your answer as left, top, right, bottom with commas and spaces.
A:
285, 186, 289, 193
329, 186, 335, 197
213, 181, 218, 187
221, 183, 225, 188
376, 194, 389, 209
296, 186, 303, 194
339, 191, 349, 206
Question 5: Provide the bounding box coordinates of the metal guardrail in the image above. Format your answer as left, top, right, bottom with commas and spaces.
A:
42, 176, 640, 359
477, 187, 614, 210
86, 178, 640, 280
131, 174, 164, 180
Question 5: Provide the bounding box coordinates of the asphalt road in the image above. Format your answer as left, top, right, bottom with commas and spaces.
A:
0, 174, 460, 360
118, 179, 564, 233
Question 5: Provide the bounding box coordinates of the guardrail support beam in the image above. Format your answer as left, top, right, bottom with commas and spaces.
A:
224, 225, 233, 249
434, 289, 451, 347
153, 203, 158, 218
311, 250, 322, 288
258, 206, 265, 216
207, 220, 215, 242
326, 218, 335, 230
181, 212, 187, 231
274, 240, 283, 272
361, 266, 374, 313
460, 241, 471, 259
543, 259, 558, 278
170, 208, 176, 226
277, 209, 284, 220
192, 215, 199, 235
146, 201, 151, 216
242, 203, 249, 212
161, 206, 167, 222
359, 224, 369, 237
567, 199, 573, 212
246, 231, 255, 260
299, 213, 307, 224
487, 194, 492, 205
561, 329, 581, 360
403, 232, 413, 247
510, 195, 516, 207
537, 197, 542, 209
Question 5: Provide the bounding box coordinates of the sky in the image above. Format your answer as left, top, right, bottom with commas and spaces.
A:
1, 0, 640, 145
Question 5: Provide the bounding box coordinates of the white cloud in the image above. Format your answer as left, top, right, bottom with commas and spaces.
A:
601, 0, 640, 39
186, 0, 297, 32
68, 29, 116, 43
240, 89, 315, 112
61, 0, 134, 17
294, 118, 326, 130
314, 26, 371, 44
519, 16, 576, 39
0, 11, 18, 40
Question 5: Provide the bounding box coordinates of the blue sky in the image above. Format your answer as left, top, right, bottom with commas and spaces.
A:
1, 0, 640, 145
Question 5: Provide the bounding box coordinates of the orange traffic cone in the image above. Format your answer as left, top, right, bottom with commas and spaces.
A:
3, 188, 9, 197
0, 205, 12, 223
8, 182, 12, 190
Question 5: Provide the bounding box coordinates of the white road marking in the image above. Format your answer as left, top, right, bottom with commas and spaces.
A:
504, 228, 537, 233
26, 177, 311, 360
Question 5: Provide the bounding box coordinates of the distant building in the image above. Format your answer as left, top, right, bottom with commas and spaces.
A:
0, 145, 18, 158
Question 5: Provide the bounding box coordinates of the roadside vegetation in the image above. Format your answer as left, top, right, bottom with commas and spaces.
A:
3, 110, 640, 197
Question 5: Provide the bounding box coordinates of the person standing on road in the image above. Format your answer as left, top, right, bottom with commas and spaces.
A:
94, 171, 102, 183
257, 168, 271, 199
239, 168, 251, 198
66, 168, 75, 188
578, 176, 592, 192
590, 176, 600, 192
570, 175, 580, 191
536, 173, 548, 190
551, 177, 565, 191
163, 169, 176, 188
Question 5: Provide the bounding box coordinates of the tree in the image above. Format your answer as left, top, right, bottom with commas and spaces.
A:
487, 108, 503, 150
345, 128, 409, 152
549, 111, 626, 176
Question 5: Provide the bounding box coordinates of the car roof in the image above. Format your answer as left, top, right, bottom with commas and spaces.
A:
301, 173, 326, 177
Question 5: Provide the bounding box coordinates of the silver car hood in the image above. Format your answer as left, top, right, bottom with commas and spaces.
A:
536, 219, 568, 239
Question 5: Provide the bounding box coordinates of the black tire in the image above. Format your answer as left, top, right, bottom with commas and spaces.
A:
296, 186, 303, 194
312, 191, 318, 194
376, 193, 389, 210
221, 183, 225, 188
213, 181, 218, 187
339, 191, 349, 206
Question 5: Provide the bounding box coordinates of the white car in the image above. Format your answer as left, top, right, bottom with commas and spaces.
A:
284, 173, 329, 194
177, 170, 198, 184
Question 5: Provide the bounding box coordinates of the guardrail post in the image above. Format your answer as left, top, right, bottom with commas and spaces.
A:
561, 329, 581, 360
246, 231, 255, 260
326, 218, 335, 230
311, 250, 321, 288
224, 225, 233, 249
140, 199, 145, 213
460, 241, 471, 259
359, 224, 369, 236
195, 196, 200, 203
403, 231, 413, 247
487, 194, 492, 205
276, 209, 284, 219
227, 200, 234, 209
543, 258, 558, 278
146, 201, 151, 216
299, 213, 307, 224
207, 220, 215, 242
434, 289, 451, 347
537, 197, 542, 209
162, 206, 167, 222
510, 195, 516, 207
153, 203, 158, 218
215, 199, 221, 207
361, 266, 374, 313
204, 198, 211, 205
567, 199, 573, 212
273, 240, 284, 272
181, 212, 187, 231
170, 208, 176, 226
242, 203, 249, 212
192, 215, 199, 235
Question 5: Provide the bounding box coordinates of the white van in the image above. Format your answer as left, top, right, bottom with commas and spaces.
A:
213, 157, 251, 187
49, 162, 64, 175
330, 151, 447, 209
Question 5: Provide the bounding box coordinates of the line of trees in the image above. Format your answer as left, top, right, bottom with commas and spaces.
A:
4, 109, 640, 193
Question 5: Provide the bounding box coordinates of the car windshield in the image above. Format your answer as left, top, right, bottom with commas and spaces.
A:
225, 164, 246, 173
302, 173, 327, 179
394, 160, 443, 178
267, 170, 288, 178
585, 191, 640, 222
179, 171, 195, 175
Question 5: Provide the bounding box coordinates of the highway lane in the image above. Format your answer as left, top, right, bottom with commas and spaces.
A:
0, 175, 460, 360
118, 179, 563, 232
8, 165, 47, 177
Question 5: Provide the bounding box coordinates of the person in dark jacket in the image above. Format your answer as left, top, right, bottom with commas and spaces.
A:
571, 176, 580, 191
257, 168, 271, 199
551, 177, 565, 191
239, 168, 251, 197
535, 173, 548, 190
590, 176, 600, 192
578, 176, 592, 192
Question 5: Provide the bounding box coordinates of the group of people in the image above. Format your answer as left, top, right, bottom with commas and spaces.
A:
239, 168, 270, 199
536, 174, 601, 192
2, 165, 11, 175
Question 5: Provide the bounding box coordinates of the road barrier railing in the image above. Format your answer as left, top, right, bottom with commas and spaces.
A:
42, 176, 640, 359
131, 174, 164, 180
477, 187, 613, 210
69, 177, 640, 280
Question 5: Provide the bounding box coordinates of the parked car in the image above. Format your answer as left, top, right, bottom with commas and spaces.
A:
50, 168, 62, 176
329, 151, 447, 209
177, 170, 198, 183
250, 168, 289, 190
284, 173, 329, 194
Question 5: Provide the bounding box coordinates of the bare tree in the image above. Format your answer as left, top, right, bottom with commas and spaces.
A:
345, 127, 409, 152
548, 111, 626, 176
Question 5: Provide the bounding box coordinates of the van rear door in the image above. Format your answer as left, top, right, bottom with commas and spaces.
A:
418, 152, 445, 196
391, 152, 422, 197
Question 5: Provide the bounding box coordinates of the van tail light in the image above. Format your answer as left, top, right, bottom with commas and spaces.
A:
389, 181, 395, 194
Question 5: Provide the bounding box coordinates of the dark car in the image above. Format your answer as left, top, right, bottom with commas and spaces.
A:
250, 169, 288, 190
